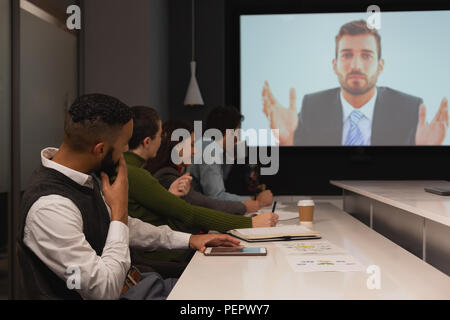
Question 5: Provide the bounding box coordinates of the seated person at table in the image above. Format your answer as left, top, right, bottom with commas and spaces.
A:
17, 94, 240, 300
188, 106, 273, 213
125, 106, 279, 263
146, 119, 247, 215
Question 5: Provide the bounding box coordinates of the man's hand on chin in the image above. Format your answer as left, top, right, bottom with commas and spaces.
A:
415, 98, 449, 145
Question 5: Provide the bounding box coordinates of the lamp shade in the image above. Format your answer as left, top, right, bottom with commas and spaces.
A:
184, 61, 204, 106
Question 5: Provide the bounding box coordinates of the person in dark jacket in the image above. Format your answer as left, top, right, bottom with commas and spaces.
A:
146, 120, 247, 215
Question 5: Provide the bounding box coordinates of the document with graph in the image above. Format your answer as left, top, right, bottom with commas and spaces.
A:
276, 240, 365, 272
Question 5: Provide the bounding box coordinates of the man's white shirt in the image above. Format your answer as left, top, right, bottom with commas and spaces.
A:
341, 89, 378, 146
23, 148, 191, 300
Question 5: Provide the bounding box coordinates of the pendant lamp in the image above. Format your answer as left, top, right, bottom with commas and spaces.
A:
184, 0, 204, 106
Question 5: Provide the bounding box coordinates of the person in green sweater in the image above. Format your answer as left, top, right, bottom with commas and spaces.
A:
125, 106, 279, 264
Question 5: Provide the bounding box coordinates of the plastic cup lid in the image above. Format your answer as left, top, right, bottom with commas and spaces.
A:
297, 200, 315, 206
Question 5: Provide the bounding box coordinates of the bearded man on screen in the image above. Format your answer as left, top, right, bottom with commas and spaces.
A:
262, 20, 448, 146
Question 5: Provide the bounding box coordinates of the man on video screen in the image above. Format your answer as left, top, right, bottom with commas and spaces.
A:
262, 20, 448, 146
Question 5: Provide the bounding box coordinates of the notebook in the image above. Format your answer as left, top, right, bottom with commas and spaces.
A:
228, 225, 321, 242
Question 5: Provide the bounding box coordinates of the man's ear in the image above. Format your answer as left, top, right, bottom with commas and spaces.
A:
92, 142, 106, 157
378, 58, 384, 74
142, 136, 151, 147
332, 58, 337, 75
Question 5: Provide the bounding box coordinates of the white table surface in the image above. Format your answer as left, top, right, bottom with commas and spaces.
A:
168, 203, 450, 300
330, 180, 450, 227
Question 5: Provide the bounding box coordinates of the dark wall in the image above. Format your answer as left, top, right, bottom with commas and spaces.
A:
82, 0, 226, 124
168, 0, 226, 124
260, 147, 450, 195
81, 0, 229, 124
83, 0, 169, 120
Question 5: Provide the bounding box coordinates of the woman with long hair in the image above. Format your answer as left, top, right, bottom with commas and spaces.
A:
145, 119, 248, 215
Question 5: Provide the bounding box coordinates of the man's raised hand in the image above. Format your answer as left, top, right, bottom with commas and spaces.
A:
262, 81, 298, 146
415, 97, 448, 145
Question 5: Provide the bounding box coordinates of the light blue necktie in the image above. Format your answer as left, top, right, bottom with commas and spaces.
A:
344, 110, 365, 146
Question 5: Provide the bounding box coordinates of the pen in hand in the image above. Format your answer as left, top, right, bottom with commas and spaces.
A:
272, 201, 277, 213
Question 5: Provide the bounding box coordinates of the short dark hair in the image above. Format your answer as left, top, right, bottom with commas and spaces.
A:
336, 20, 381, 59
205, 106, 244, 136
64, 93, 133, 151
145, 119, 193, 174
128, 106, 161, 150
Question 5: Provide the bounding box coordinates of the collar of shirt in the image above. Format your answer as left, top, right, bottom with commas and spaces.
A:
340, 88, 378, 122
41, 147, 95, 189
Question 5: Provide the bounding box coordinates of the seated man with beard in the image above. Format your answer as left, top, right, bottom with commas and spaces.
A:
262, 20, 448, 146
17, 94, 241, 300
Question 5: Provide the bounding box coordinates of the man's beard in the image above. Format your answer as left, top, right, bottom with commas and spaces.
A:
339, 71, 378, 96
95, 148, 119, 178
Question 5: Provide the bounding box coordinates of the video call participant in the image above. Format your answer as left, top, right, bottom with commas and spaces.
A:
17, 94, 240, 300
188, 106, 274, 213
263, 20, 448, 146
147, 119, 247, 215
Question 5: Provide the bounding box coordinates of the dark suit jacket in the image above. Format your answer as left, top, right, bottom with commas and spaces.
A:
293, 87, 423, 146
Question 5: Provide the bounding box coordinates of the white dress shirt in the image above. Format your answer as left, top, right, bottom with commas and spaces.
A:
341, 89, 378, 145
23, 148, 191, 300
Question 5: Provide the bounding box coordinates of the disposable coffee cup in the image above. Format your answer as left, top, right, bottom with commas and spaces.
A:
297, 200, 315, 227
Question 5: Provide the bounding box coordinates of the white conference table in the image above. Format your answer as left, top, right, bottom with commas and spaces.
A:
330, 180, 450, 276
168, 202, 450, 300
330, 180, 450, 227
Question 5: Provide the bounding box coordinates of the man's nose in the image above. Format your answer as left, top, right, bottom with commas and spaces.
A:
350, 55, 363, 70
